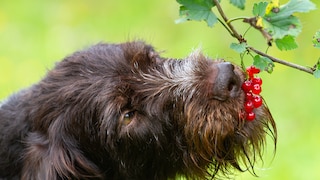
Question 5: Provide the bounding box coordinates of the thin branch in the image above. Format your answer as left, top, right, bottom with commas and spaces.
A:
243, 17, 273, 45
227, 16, 249, 23
217, 18, 234, 37
213, 0, 243, 42
247, 47, 314, 74
242, 26, 252, 39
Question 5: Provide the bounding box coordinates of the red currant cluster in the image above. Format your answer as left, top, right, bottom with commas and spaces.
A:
241, 66, 263, 121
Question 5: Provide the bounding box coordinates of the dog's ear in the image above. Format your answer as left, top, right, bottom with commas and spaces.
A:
22, 118, 102, 179
121, 41, 162, 70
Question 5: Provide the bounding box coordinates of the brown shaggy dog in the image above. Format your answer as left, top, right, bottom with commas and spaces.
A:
0, 41, 276, 179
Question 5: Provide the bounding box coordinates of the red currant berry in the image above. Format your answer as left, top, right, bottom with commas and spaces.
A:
246, 66, 260, 78
244, 100, 254, 113
246, 66, 253, 73
252, 77, 262, 85
241, 80, 252, 92
246, 68, 254, 79
252, 95, 263, 108
252, 84, 262, 94
246, 112, 255, 121
245, 92, 253, 100
249, 66, 261, 74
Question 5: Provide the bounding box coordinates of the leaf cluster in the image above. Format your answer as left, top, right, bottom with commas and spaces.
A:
253, 0, 316, 50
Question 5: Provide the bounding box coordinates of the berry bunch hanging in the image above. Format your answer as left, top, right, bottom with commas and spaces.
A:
241, 65, 263, 121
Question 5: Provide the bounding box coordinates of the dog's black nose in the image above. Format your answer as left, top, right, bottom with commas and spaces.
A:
212, 62, 241, 101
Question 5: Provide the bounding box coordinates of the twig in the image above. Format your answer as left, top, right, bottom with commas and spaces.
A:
243, 17, 273, 46
213, 0, 244, 42
217, 18, 233, 37
247, 47, 314, 74
227, 16, 248, 23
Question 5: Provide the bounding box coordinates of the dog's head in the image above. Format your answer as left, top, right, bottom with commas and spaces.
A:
36, 41, 276, 178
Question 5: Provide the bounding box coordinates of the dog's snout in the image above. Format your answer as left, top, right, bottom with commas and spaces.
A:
212, 62, 241, 101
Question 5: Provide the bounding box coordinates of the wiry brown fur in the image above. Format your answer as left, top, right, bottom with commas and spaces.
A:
0, 41, 276, 179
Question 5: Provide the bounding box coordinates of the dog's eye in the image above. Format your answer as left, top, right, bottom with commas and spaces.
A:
123, 111, 135, 125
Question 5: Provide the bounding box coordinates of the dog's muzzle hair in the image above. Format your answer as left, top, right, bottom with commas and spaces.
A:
0, 41, 276, 179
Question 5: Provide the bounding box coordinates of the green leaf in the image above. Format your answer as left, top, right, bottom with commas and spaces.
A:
176, 0, 218, 27
265, 0, 316, 22
312, 30, 320, 49
313, 69, 320, 78
230, 0, 246, 10
275, 0, 316, 18
313, 60, 320, 78
230, 42, 247, 53
263, 14, 301, 39
252, 2, 268, 16
253, 55, 275, 73
275, 35, 298, 51
261, 0, 316, 40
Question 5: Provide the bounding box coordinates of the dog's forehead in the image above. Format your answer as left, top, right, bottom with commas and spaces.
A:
120, 41, 160, 67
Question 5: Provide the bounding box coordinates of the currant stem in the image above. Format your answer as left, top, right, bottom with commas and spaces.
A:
217, 18, 233, 37
227, 16, 249, 23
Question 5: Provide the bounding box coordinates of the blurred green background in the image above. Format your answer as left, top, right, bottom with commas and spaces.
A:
0, 0, 319, 179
